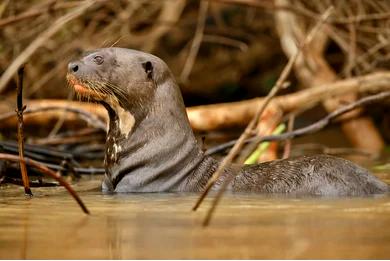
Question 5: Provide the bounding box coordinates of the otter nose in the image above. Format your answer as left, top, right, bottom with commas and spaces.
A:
68, 62, 79, 73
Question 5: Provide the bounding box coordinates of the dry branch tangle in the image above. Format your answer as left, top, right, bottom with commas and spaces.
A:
274, 0, 385, 153
0, 72, 389, 132
0, 0, 96, 93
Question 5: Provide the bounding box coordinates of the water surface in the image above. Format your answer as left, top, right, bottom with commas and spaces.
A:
1, 173, 390, 259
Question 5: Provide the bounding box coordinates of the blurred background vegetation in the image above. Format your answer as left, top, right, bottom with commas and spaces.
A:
1, 0, 390, 154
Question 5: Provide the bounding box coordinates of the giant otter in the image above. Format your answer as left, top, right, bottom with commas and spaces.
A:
67, 48, 389, 195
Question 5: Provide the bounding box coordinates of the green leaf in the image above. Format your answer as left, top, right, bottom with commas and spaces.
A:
244, 123, 286, 165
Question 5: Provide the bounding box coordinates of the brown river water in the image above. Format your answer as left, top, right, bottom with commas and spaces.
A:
1, 171, 390, 259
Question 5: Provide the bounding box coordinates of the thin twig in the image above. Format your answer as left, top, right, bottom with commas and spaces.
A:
2, 176, 58, 188
16, 66, 32, 196
34, 134, 103, 146
282, 114, 295, 159
202, 34, 248, 51
0, 1, 84, 28
293, 143, 374, 158
49, 92, 75, 137
209, 0, 319, 22
196, 6, 334, 226
344, 11, 357, 77
0, 106, 107, 131
180, 0, 209, 82
0, 153, 90, 214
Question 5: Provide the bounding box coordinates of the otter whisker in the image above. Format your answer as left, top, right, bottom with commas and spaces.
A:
74, 78, 128, 104
103, 81, 128, 101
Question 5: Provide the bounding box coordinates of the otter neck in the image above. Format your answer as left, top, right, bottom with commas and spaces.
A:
102, 78, 206, 192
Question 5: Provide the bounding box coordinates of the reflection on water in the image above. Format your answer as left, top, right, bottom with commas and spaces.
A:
0, 173, 390, 259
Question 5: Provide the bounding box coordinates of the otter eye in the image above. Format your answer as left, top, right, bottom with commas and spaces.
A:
93, 55, 104, 65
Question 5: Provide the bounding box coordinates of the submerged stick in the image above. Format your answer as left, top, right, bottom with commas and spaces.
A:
0, 153, 90, 214
16, 66, 32, 196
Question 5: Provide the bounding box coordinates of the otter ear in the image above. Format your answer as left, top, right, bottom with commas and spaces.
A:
142, 61, 153, 79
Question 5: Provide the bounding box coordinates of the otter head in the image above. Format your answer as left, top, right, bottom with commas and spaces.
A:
67, 48, 179, 138
67, 48, 163, 109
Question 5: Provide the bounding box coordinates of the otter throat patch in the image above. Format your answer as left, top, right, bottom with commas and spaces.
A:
115, 105, 135, 138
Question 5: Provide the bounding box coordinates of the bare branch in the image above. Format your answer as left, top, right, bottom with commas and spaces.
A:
0, 153, 90, 214
16, 66, 32, 196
